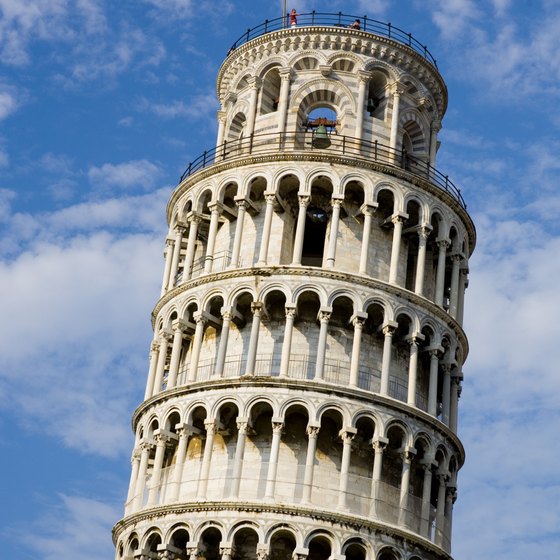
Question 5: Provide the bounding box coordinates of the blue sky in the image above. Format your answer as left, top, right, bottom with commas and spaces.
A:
1, 0, 559, 559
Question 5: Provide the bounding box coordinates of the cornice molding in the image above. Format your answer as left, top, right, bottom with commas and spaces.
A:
113, 500, 452, 560
216, 28, 447, 115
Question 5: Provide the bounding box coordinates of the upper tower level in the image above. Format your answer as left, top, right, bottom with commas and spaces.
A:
216, 12, 447, 157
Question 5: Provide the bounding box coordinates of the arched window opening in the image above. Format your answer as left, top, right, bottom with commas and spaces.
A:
308, 536, 331, 560
146, 533, 162, 554
383, 425, 405, 489
199, 528, 222, 560
367, 73, 387, 120
170, 528, 190, 553
317, 409, 343, 467
260, 67, 282, 115
344, 542, 367, 560
232, 528, 259, 560
301, 177, 333, 267
269, 531, 296, 560
303, 107, 338, 149
228, 112, 247, 144
403, 199, 422, 292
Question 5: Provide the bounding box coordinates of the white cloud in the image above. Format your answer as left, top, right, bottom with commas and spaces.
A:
24, 494, 119, 560
88, 159, 162, 191
426, 0, 481, 39
0, 90, 18, 120
0, 189, 168, 456
137, 92, 218, 120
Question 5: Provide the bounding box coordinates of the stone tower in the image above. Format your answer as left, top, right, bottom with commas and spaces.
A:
113, 12, 475, 560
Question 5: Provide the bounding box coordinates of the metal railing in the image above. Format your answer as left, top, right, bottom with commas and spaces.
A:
174, 352, 429, 412
228, 12, 437, 68
179, 132, 465, 208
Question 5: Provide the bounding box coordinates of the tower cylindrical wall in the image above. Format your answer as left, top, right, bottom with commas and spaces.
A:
114, 16, 474, 560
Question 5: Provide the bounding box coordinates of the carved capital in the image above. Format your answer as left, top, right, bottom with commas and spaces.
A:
298, 194, 310, 208
251, 301, 263, 315
272, 421, 284, 434
372, 437, 388, 452
318, 310, 331, 323
306, 425, 320, 439
285, 305, 297, 320
382, 323, 397, 337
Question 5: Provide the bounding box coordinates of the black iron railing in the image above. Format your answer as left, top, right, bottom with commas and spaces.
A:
179, 132, 465, 208
229, 12, 437, 68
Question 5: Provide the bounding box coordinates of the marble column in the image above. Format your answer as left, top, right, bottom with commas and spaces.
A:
133, 442, 152, 510
160, 238, 174, 296
204, 202, 223, 273
435, 473, 449, 547
214, 309, 232, 377
302, 424, 320, 503
168, 425, 191, 502
167, 320, 187, 389
420, 460, 435, 537
277, 68, 292, 137
147, 433, 170, 506
337, 428, 357, 509
265, 420, 284, 500
389, 83, 404, 162
406, 335, 423, 407
414, 225, 432, 296
144, 341, 160, 400
354, 71, 369, 143
279, 305, 297, 377
126, 449, 141, 503
325, 197, 343, 268
291, 195, 310, 265
183, 213, 201, 281
244, 302, 262, 375
359, 203, 377, 274
380, 323, 397, 395
389, 214, 405, 285
246, 77, 262, 138
370, 437, 388, 516
257, 192, 276, 265
230, 198, 248, 268
427, 348, 442, 417
197, 420, 217, 498
168, 226, 186, 290
435, 239, 450, 307
398, 447, 416, 526
230, 418, 249, 498
349, 313, 367, 387
441, 363, 452, 426
314, 308, 332, 380
216, 110, 227, 153
153, 331, 172, 396
188, 313, 206, 382
449, 253, 463, 318
449, 373, 462, 433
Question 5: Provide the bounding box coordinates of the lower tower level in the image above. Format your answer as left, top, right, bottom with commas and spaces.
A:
113, 13, 475, 560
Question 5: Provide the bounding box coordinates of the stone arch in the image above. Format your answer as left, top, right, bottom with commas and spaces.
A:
196, 525, 224, 560
268, 527, 299, 560
167, 524, 190, 552
305, 531, 335, 560
291, 77, 356, 124
227, 110, 248, 143
259, 64, 282, 116
377, 547, 402, 560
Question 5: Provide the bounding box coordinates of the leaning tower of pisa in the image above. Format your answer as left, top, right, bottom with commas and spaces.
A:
113, 12, 475, 560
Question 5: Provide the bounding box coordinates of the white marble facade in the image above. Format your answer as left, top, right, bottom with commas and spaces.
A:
113, 17, 475, 560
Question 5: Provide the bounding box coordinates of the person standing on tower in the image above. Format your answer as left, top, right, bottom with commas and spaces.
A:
290, 9, 298, 27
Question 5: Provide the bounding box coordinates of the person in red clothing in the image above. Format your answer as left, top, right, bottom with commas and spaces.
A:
290, 9, 298, 27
